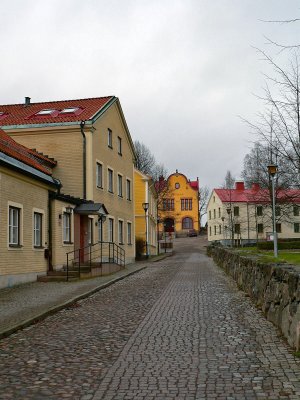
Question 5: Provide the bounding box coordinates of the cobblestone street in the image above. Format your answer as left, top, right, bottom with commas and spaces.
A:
1, 237, 300, 399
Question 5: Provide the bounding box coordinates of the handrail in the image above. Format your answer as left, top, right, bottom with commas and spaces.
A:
66, 241, 125, 281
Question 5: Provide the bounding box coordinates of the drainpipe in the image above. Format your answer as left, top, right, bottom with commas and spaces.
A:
80, 121, 87, 199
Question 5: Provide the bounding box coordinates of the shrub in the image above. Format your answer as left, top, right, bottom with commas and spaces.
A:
257, 241, 300, 250
135, 237, 145, 259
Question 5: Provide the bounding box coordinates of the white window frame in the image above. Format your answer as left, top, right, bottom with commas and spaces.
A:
98, 218, 104, 242
118, 173, 123, 197
108, 167, 114, 193
33, 208, 45, 249
63, 210, 72, 244
126, 178, 132, 201
108, 217, 114, 243
118, 219, 124, 245
8, 202, 23, 249
108, 128, 113, 148
96, 161, 103, 189
88, 217, 94, 245
127, 221, 132, 245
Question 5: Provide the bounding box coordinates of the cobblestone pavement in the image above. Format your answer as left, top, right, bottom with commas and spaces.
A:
1, 237, 300, 399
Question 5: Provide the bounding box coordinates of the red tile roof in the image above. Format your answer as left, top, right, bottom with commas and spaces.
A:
0, 128, 53, 175
215, 185, 300, 204
0, 97, 114, 126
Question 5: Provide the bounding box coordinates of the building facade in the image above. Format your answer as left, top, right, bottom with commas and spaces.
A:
134, 169, 157, 256
158, 170, 200, 237
207, 181, 300, 245
1, 96, 136, 269
0, 128, 61, 288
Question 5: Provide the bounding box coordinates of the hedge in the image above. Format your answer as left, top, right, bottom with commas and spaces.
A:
257, 241, 300, 250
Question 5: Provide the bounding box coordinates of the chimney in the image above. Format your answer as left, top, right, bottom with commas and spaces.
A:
235, 181, 245, 191
252, 183, 260, 191
159, 175, 164, 182
24, 97, 31, 106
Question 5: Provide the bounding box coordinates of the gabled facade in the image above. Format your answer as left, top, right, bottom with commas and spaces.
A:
158, 170, 200, 237
0, 129, 60, 288
207, 181, 300, 245
1, 96, 136, 267
134, 169, 158, 256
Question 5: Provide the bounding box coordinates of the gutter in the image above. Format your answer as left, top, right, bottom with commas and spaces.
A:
80, 121, 86, 200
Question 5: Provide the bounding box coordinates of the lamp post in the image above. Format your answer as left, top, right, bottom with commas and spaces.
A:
142, 202, 149, 258
98, 214, 106, 242
268, 164, 278, 258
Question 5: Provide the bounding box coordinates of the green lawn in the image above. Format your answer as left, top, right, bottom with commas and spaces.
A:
234, 247, 300, 265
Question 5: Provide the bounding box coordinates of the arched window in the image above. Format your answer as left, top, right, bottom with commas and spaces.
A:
182, 217, 193, 230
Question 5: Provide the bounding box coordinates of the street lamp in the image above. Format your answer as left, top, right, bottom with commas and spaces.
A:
142, 202, 149, 258
268, 164, 278, 257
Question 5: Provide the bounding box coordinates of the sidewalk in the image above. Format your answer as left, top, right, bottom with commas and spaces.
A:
0, 253, 172, 340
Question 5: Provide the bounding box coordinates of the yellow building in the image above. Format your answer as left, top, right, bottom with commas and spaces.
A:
158, 170, 200, 237
1, 96, 136, 268
134, 169, 157, 256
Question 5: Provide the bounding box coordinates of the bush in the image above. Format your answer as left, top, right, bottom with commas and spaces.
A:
257, 241, 300, 250
135, 237, 145, 259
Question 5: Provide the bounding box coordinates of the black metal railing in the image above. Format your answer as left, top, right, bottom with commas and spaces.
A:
66, 241, 125, 281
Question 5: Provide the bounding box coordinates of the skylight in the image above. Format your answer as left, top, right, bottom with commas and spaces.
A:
36, 109, 57, 115
60, 107, 79, 114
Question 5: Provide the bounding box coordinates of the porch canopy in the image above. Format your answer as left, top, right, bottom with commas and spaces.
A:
73, 203, 108, 218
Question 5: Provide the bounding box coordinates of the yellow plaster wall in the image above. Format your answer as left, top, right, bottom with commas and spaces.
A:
159, 172, 200, 235
0, 167, 49, 283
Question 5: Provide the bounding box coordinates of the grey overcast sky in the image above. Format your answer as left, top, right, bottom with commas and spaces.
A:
0, 0, 299, 190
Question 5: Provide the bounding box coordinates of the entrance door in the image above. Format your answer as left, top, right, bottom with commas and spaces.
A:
164, 218, 175, 233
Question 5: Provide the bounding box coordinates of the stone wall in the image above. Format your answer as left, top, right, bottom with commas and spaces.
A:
207, 245, 300, 351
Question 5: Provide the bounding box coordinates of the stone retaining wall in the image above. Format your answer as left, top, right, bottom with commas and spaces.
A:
207, 245, 300, 351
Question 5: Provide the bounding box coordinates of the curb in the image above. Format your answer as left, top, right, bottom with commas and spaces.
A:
0, 265, 147, 340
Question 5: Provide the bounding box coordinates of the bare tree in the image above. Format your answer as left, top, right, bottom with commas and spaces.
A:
134, 140, 156, 176
199, 185, 210, 227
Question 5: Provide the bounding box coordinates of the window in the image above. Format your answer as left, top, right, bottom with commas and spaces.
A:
213, 196, 215, 202
233, 206, 239, 217
275, 206, 281, 216
118, 220, 124, 244
209, 226, 212, 236
175, 182, 180, 189
127, 222, 132, 245
118, 174, 123, 197
219, 225, 222, 234
234, 224, 240, 234
214, 226, 217, 235
63, 212, 71, 243
108, 169, 113, 193
9, 206, 20, 246
118, 136, 122, 155
36, 109, 57, 115
257, 223, 263, 234
96, 162, 103, 188
294, 205, 299, 216
218, 208, 221, 218
33, 212, 43, 247
209, 210, 211, 220
163, 199, 174, 211
294, 223, 300, 233
108, 128, 113, 148
181, 198, 192, 211
88, 218, 93, 245
108, 218, 114, 242
126, 179, 131, 201
182, 217, 193, 229
276, 223, 282, 233
98, 219, 104, 242
60, 107, 79, 114
256, 206, 263, 217
213, 209, 216, 219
